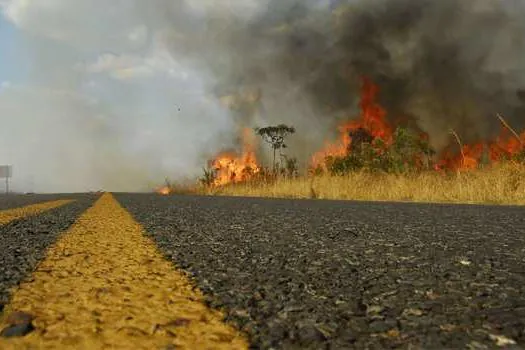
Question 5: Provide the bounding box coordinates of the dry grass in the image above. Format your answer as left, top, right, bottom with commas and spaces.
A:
197, 163, 525, 205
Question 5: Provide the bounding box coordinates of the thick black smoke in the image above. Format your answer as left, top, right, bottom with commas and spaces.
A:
164, 0, 525, 158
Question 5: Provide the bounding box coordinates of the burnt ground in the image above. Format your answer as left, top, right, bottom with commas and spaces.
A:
0, 194, 99, 309
116, 193, 525, 350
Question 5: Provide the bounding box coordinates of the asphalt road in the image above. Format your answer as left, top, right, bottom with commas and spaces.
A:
0, 194, 99, 307
1, 193, 525, 349
0, 194, 83, 210
116, 194, 525, 349
0, 193, 247, 349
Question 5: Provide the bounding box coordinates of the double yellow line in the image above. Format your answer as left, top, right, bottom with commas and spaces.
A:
0, 193, 248, 349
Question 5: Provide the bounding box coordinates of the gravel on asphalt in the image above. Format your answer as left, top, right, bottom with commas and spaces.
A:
0, 193, 247, 350
0, 194, 90, 211
0, 194, 99, 309
116, 193, 525, 350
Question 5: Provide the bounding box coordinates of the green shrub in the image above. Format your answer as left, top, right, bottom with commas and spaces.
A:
326, 126, 436, 175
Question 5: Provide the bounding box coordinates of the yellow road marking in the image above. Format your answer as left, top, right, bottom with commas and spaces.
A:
0, 200, 74, 225
0, 193, 248, 350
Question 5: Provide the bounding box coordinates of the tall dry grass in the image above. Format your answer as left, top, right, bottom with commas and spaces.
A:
200, 163, 525, 205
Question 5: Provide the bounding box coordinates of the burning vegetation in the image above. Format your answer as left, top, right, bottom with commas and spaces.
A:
204, 128, 260, 187
156, 76, 525, 195
221, 78, 522, 186
153, 0, 525, 197
310, 77, 525, 176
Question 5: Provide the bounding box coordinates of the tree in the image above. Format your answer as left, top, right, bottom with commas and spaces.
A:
254, 124, 296, 171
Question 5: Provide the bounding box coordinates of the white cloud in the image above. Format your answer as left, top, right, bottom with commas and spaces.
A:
0, 0, 148, 51
111, 66, 154, 80
0, 0, 270, 47
85, 54, 142, 73
128, 25, 148, 47
81, 53, 156, 80
82, 44, 189, 81
0, 0, 10, 10
185, 0, 271, 19
0, 0, 246, 192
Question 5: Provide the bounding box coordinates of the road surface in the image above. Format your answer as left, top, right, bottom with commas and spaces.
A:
0, 192, 524, 349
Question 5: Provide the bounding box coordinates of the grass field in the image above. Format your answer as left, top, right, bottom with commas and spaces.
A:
190, 163, 525, 205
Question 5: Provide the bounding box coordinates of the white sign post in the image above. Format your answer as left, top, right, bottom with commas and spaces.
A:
0, 165, 12, 194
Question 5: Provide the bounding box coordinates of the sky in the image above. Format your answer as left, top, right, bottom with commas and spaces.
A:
0, 0, 240, 193
1, 0, 524, 193
0, 16, 21, 84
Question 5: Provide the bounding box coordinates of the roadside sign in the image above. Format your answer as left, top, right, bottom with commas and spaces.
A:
0, 165, 12, 178
0, 165, 12, 194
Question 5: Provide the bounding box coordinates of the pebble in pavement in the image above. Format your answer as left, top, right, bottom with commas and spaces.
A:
0, 193, 248, 350
117, 194, 525, 349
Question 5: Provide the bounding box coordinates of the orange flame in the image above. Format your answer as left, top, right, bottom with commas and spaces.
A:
156, 78, 524, 190
209, 128, 260, 186
489, 127, 525, 162
436, 125, 525, 171
156, 186, 171, 195
313, 77, 525, 172
311, 77, 392, 168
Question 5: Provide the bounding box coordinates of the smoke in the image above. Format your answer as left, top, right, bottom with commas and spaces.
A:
1, 0, 524, 192
0, 0, 237, 192
159, 0, 525, 154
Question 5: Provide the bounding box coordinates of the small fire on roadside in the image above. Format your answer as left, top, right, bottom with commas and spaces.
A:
155, 186, 171, 195
154, 128, 260, 192
209, 128, 260, 186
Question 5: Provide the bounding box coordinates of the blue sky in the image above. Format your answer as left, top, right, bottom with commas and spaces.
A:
0, 14, 26, 84
0, 1, 240, 192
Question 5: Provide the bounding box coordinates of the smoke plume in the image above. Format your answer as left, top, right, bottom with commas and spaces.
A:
1, 0, 524, 192
161, 0, 525, 155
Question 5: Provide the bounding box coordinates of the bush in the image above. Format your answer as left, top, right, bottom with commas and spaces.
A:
279, 156, 299, 177
326, 126, 436, 175
199, 167, 217, 186
512, 149, 525, 163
